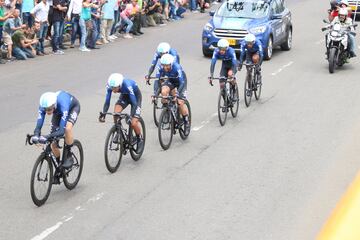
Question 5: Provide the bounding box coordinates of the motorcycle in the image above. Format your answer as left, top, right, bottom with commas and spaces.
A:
322, 21, 357, 73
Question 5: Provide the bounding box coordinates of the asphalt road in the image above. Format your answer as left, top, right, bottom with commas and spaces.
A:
1, 0, 360, 239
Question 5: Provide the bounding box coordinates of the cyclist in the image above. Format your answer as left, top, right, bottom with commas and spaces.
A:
208, 39, 238, 88
32, 91, 81, 175
99, 73, 144, 153
239, 33, 264, 83
157, 53, 190, 135
145, 42, 180, 97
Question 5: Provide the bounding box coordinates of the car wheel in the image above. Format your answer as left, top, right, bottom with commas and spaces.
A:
264, 36, 273, 60
281, 28, 292, 51
202, 46, 213, 58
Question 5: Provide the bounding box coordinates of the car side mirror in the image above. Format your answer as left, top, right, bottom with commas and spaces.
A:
209, 10, 215, 17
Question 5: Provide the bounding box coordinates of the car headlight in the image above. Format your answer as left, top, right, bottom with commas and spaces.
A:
204, 23, 213, 32
250, 26, 267, 34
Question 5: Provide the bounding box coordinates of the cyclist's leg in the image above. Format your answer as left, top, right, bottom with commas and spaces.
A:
65, 99, 80, 146
252, 53, 262, 83
219, 62, 227, 89
130, 90, 142, 136
114, 95, 126, 122
161, 81, 172, 104
50, 114, 61, 159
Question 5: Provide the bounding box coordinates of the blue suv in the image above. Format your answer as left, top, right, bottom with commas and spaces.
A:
202, 0, 293, 60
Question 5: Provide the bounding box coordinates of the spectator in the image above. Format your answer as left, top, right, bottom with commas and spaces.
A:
145, 0, 165, 27
46, 0, 53, 40
12, 28, 35, 59
4, 0, 16, 11
159, 0, 168, 21
131, 0, 143, 35
22, 0, 35, 27
109, 0, 119, 37
79, 0, 94, 51
24, 22, 39, 54
3, 9, 25, 60
100, 0, 115, 44
120, 0, 140, 38
1, 0, 12, 44
31, 0, 49, 55
67, 0, 82, 48
90, 0, 102, 45
51, 0, 67, 54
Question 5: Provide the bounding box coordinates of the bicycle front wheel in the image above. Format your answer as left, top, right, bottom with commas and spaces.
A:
30, 153, 53, 207
153, 89, 162, 127
244, 75, 252, 107
63, 140, 84, 190
217, 90, 228, 126
104, 125, 123, 173
129, 117, 146, 161
179, 100, 191, 140
158, 109, 174, 150
254, 74, 262, 101
230, 83, 239, 118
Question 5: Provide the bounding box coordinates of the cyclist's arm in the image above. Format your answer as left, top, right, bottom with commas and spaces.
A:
128, 86, 138, 106
102, 87, 112, 113
177, 69, 185, 94
148, 53, 159, 76
257, 40, 264, 64
210, 50, 218, 77
239, 43, 246, 65
231, 49, 238, 73
34, 108, 46, 136
46, 108, 69, 138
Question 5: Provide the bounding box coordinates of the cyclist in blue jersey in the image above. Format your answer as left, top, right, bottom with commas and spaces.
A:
239, 33, 264, 82
145, 42, 180, 96
157, 53, 190, 135
208, 39, 238, 87
99, 73, 144, 152
32, 91, 81, 173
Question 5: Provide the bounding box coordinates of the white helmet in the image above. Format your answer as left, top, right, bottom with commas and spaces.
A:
160, 54, 174, 65
157, 42, 171, 54
244, 33, 256, 43
39, 92, 57, 109
107, 73, 124, 88
340, 0, 349, 6
339, 7, 348, 16
218, 39, 229, 49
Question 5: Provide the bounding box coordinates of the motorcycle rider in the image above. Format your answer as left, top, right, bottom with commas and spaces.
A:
328, 0, 351, 22
331, 8, 357, 58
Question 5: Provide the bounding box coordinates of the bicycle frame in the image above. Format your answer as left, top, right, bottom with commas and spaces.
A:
155, 95, 184, 131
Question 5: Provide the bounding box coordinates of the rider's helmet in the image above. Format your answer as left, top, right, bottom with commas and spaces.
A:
157, 42, 171, 54
107, 73, 124, 88
244, 33, 256, 44
160, 53, 174, 65
338, 7, 348, 21
340, 0, 349, 6
217, 39, 229, 49
39, 92, 57, 109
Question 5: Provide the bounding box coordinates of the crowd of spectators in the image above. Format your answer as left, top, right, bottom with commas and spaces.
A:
0, 0, 212, 64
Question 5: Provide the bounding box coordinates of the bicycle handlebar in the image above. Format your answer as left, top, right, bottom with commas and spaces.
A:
25, 134, 64, 146
152, 95, 187, 101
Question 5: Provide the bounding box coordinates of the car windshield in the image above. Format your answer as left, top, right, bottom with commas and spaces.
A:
216, 0, 270, 19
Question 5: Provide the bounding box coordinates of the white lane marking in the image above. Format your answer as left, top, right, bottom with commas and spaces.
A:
30, 192, 105, 240
316, 39, 325, 45
30, 222, 63, 240
192, 113, 217, 132
271, 61, 294, 76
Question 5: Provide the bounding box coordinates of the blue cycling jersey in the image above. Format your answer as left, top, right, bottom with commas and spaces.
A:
239, 39, 264, 64
210, 47, 238, 76
156, 62, 185, 84
102, 79, 140, 113
34, 91, 76, 137
148, 48, 180, 76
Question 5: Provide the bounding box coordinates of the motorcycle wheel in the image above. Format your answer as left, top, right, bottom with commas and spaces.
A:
328, 48, 336, 74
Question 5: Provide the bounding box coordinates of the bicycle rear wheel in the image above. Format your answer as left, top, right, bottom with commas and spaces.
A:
129, 117, 146, 161
244, 75, 252, 107
179, 100, 191, 140
217, 90, 228, 126
63, 140, 84, 190
104, 125, 123, 173
153, 89, 162, 127
254, 74, 262, 100
230, 83, 239, 118
158, 109, 174, 150
30, 153, 53, 207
